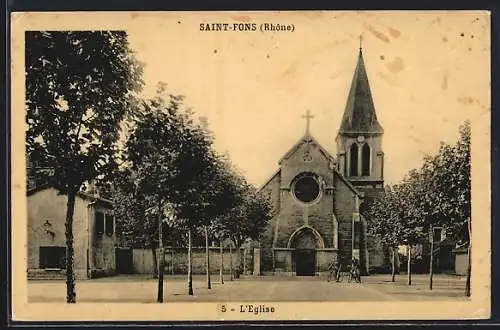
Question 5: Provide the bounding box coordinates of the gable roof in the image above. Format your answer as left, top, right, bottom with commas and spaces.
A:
258, 168, 281, 192
27, 183, 113, 207
339, 49, 383, 135
258, 137, 364, 197
334, 168, 363, 198
278, 132, 334, 165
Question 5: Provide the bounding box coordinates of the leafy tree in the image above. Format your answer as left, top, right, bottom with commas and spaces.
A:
25, 31, 143, 303
212, 170, 274, 278
197, 153, 242, 289
366, 186, 403, 282
367, 178, 427, 285
367, 121, 471, 290
123, 88, 185, 301
123, 84, 221, 298
97, 168, 183, 279
424, 121, 471, 294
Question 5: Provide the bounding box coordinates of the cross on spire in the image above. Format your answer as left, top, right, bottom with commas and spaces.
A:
302, 110, 314, 134
359, 34, 363, 52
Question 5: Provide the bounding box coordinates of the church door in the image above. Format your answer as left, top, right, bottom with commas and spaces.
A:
289, 227, 321, 276
295, 249, 316, 276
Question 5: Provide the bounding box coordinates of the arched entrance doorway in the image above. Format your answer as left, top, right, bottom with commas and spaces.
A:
288, 226, 325, 276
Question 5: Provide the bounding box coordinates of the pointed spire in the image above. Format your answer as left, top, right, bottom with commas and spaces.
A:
339, 45, 383, 135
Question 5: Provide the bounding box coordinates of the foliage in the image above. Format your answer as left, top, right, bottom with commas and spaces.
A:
25, 31, 143, 303
366, 120, 472, 249
26, 31, 143, 191
211, 166, 274, 249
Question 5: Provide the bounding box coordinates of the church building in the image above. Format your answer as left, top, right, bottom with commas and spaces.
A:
258, 46, 387, 276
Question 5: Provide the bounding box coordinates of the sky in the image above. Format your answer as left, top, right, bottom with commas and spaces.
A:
16, 11, 488, 188
121, 11, 490, 187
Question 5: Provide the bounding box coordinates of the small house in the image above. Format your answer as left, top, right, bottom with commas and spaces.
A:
27, 184, 116, 279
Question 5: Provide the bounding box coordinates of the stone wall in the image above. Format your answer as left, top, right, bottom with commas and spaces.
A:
453, 248, 468, 276
333, 176, 356, 262
132, 247, 253, 275
260, 248, 337, 276
260, 171, 281, 250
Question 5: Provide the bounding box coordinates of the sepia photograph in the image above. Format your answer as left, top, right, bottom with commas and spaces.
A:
11, 11, 490, 321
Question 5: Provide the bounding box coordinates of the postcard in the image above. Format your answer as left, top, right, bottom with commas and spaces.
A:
11, 10, 491, 321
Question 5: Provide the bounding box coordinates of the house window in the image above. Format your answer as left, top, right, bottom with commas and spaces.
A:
95, 211, 105, 235
361, 143, 371, 176
349, 143, 358, 177
39, 246, 66, 269
105, 214, 114, 236
433, 228, 443, 242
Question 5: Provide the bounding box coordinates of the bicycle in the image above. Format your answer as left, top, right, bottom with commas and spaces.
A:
326, 264, 338, 282
347, 267, 361, 283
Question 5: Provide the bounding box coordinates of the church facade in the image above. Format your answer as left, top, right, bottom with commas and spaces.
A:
257, 48, 387, 276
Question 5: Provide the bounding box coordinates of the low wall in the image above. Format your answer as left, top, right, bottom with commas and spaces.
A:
453, 248, 468, 276
261, 248, 338, 276
132, 247, 253, 275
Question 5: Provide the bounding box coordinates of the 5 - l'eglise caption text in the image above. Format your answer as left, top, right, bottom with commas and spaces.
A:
200, 23, 295, 33
219, 304, 276, 315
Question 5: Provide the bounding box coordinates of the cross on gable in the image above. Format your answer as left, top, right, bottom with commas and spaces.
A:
302, 110, 314, 135
302, 110, 315, 157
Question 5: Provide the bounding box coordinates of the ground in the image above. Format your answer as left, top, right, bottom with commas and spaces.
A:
28, 274, 469, 303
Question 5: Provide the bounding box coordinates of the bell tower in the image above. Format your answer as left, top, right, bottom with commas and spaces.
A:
335, 43, 384, 193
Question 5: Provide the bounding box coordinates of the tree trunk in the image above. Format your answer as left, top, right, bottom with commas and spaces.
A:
466, 217, 471, 297
152, 248, 158, 279
188, 228, 193, 295
391, 247, 396, 282
229, 244, 233, 281
219, 240, 224, 284
65, 189, 77, 303
466, 244, 471, 297
243, 248, 247, 275
272, 247, 276, 275
429, 225, 434, 291
407, 244, 412, 286
205, 226, 211, 289
157, 201, 164, 303
395, 249, 400, 274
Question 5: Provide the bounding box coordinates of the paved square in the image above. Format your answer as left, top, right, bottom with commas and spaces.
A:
28, 274, 469, 303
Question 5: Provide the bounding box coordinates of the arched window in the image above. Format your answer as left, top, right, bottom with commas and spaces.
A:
362, 143, 371, 176
349, 143, 358, 177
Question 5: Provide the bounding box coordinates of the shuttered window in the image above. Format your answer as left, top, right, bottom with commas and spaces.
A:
105, 214, 114, 236
95, 211, 105, 235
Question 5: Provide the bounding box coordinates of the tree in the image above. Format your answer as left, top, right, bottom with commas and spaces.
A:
97, 168, 182, 279
123, 89, 186, 302
213, 171, 274, 278
367, 121, 471, 290
124, 84, 221, 298
366, 186, 403, 282
367, 178, 427, 285
424, 121, 471, 295
197, 153, 243, 289
26, 31, 143, 303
